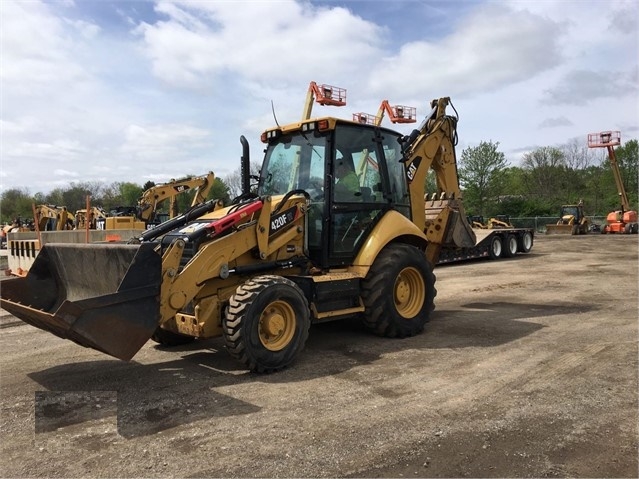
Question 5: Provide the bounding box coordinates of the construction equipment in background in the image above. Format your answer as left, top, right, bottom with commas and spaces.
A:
546, 202, 590, 235
352, 100, 417, 180
137, 172, 216, 226
353, 100, 417, 126
588, 131, 638, 234
74, 206, 107, 230
1, 93, 532, 374
33, 204, 73, 231
440, 212, 531, 263
468, 215, 513, 229
301, 81, 346, 120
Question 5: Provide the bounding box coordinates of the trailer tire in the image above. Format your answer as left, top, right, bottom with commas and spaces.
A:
151, 327, 196, 347
361, 243, 436, 338
224, 275, 310, 373
489, 236, 502, 260
503, 234, 518, 258
517, 231, 534, 253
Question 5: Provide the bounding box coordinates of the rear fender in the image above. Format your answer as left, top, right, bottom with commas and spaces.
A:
349, 210, 427, 276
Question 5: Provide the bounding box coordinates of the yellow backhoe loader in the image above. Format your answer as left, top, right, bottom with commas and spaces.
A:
546, 202, 589, 235
1, 95, 477, 372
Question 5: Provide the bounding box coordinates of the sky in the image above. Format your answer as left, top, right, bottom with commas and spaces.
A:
1, 0, 638, 195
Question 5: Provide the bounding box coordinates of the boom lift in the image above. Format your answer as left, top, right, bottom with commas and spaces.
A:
353, 100, 417, 126
301, 81, 346, 120
588, 131, 638, 234
137, 172, 216, 225
352, 100, 417, 180
3, 95, 482, 372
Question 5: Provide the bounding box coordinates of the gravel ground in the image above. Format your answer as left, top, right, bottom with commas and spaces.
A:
0, 234, 637, 478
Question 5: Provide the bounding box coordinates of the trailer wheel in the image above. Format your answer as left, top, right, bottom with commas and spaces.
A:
489, 236, 502, 260
503, 234, 518, 258
151, 327, 196, 346
224, 275, 310, 373
517, 231, 534, 253
361, 243, 436, 338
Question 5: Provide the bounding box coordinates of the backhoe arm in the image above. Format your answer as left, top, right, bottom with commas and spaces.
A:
138, 172, 216, 222
400, 97, 476, 263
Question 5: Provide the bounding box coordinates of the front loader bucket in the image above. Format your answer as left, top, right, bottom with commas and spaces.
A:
0, 243, 161, 361
545, 224, 573, 235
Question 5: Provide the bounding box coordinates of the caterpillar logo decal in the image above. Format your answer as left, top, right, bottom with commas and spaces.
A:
270, 206, 298, 235
173, 185, 191, 193
405, 156, 421, 184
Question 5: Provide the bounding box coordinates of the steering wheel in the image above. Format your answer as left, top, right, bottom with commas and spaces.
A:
305, 188, 324, 201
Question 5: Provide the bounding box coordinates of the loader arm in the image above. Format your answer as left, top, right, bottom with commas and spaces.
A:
157, 194, 308, 326
399, 98, 476, 263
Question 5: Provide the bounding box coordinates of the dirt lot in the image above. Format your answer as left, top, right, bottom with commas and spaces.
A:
0, 234, 637, 478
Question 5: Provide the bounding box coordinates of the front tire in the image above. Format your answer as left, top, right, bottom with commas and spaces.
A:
224, 275, 310, 373
361, 243, 436, 338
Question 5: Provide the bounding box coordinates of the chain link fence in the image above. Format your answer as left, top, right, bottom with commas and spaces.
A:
509, 216, 608, 233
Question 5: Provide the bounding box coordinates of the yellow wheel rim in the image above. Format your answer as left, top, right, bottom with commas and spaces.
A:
394, 267, 425, 319
259, 300, 296, 351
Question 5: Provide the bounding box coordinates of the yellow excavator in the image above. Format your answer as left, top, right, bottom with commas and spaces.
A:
137, 172, 216, 225
74, 206, 108, 230
33, 204, 74, 231
1, 94, 477, 372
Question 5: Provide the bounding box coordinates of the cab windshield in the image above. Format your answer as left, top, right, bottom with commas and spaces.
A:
259, 132, 327, 197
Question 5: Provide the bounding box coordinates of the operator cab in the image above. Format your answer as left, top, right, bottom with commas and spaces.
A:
259, 118, 410, 269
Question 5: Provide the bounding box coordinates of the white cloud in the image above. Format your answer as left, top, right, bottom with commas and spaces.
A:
368, 4, 564, 98
0, 0, 637, 195
134, 1, 385, 90
539, 117, 574, 129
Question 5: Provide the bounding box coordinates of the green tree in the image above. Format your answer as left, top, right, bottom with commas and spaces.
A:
458, 141, 507, 216
118, 182, 144, 207
208, 177, 231, 205
521, 146, 568, 211
0, 188, 34, 223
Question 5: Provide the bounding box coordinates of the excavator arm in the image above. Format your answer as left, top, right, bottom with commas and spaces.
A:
33, 204, 72, 231
137, 172, 215, 223
400, 97, 476, 263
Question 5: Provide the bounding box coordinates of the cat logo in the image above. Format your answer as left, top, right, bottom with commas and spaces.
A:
406, 156, 421, 183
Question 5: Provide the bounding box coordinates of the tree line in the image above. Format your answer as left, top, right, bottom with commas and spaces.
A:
1, 140, 637, 224
457, 138, 638, 218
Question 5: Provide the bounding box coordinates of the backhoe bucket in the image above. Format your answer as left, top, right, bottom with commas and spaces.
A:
545, 224, 574, 235
0, 243, 161, 360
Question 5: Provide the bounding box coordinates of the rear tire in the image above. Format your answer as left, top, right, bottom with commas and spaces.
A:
489, 236, 502, 260
517, 231, 533, 253
151, 327, 196, 346
224, 275, 310, 373
361, 243, 436, 338
502, 234, 518, 258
